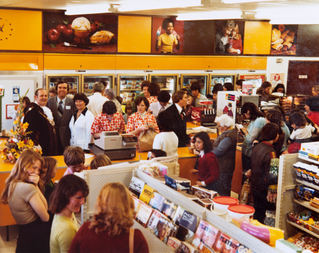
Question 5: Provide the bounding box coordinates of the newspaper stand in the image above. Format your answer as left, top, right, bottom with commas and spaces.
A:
81, 158, 279, 253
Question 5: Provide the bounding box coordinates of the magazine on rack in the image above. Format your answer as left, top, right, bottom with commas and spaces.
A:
139, 184, 155, 204
173, 205, 186, 224
135, 201, 154, 227
192, 186, 217, 199
154, 216, 179, 244
161, 198, 178, 220
192, 220, 220, 249
129, 176, 145, 197
149, 192, 165, 211
177, 242, 199, 253
213, 233, 240, 253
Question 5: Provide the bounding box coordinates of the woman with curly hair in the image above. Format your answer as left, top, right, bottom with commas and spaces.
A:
69, 182, 149, 253
1, 149, 50, 253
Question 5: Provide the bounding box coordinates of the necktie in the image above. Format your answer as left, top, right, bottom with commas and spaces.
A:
58, 100, 64, 119
180, 109, 185, 120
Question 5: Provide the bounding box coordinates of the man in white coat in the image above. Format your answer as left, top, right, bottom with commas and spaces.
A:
87, 82, 109, 117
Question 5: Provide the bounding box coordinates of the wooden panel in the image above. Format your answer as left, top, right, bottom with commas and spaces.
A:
44, 54, 116, 70
244, 21, 272, 55
118, 16, 152, 53
0, 173, 16, 226
0, 9, 42, 51
297, 25, 319, 56
237, 56, 267, 70
0, 53, 44, 71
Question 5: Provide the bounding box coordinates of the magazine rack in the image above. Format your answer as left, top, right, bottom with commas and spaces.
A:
81, 160, 279, 253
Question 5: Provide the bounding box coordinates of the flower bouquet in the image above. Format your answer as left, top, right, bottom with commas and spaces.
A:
1, 90, 42, 163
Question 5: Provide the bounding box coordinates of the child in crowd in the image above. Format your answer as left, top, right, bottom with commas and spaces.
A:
43, 157, 58, 205
63, 146, 87, 176
287, 111, 317, 153
90, 154, 112, 170
185, 95, 194, 121
191, 132, 221, 192
148, 149, 167, 160
124, 102, 133, 124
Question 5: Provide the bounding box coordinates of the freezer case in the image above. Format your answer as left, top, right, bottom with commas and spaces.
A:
46, 74, 81, 96
180, 74, 208, 96
209, 73, 237, 94
117, 74, 147, 105
149, 74, 178, 96
82, 74, 115, 97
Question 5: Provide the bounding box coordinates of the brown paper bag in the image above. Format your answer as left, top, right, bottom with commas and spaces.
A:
138, 129, 157, 152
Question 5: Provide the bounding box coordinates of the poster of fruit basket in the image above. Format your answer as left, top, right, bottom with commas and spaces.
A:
271, 24, 298, 55
43, 12, 118, 53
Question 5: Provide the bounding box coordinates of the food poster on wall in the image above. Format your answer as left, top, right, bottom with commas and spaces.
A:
238, 74, 265, 94
43, 12, 118, 53
152, 17, 184, 54
214, 20, 244, 55
271, 25, 297, 55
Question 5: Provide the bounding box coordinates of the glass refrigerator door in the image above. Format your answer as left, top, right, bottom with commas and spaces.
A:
209, 74, 237, 94
46, 74, 81, 96
180, 74, 208, 96
82, 74, 115, 96
117, 74, 147, 104
149, 74, 178, 95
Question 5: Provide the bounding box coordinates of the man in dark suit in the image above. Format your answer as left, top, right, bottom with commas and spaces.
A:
165, 90, 190, 147
47, 81, 75, 155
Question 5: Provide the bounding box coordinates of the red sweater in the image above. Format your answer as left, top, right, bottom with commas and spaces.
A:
197, 152, 220, 186
308, 111, 319, 126
69, 221, 149, 253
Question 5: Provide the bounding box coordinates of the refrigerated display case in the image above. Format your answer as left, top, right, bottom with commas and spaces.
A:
46, 74, 81, 96
117, 74, 148, 104
209, 73, 237, 94
180, 74, 208, 96
238, 74, 266, 94
82, 74, 115, 96
149, 74, 178, 96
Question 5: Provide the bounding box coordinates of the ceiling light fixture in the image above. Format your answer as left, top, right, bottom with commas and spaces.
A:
177, 10, 242, 21
65, 4, 111, 15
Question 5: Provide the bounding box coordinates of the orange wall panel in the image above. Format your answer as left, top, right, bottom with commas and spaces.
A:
44, 54, 116, 70
0, 53, 43, 70
237, 56, 267, 70
0, 10, 42, 51
244, 21, 272, 55
118, 16, 151, 53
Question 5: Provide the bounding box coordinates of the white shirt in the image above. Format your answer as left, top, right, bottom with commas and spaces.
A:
175, 103, 183, 114
87, 93, 109, 117
149, 101, 170, 119
153, 131, 178, 156
35, 101, 54, 125
290, 125, 315, 140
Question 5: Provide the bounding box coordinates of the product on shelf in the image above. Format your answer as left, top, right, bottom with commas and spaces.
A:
129, 176, 145, 197
310, 197, 319, 209
149, 192, 165, 211
214, 232, 240, 253
139, 184, 155, 204
162, 198, 178, 220
173, 206, 186, 225
192, 186, 217, 199
295, 185, 315, 201
192, 220, 220, 250
177, 241, 199, 253
135, 201, 154, 227
288, 232, 319, 252
167, 237, 182, 250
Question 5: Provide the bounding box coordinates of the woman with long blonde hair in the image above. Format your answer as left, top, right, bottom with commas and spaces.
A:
1, 149, 50, 253
69, 182, 149, 253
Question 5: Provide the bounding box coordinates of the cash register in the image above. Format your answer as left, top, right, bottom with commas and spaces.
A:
90, 131, 138, 160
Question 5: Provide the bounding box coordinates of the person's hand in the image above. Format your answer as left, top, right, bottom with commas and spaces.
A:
194, 150, 200, 156
191, 169, 198, 174
196, 181, 202, 186
176, 34, 180, 40
28, 173, 40, 185
252, 140, 259, 147
245, 169, 251, 178
282, 150, 289, 154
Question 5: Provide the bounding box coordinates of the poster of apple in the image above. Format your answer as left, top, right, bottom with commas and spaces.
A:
43, 12, 118, 53
271, 25, 297, 55
151, 17, 184, 54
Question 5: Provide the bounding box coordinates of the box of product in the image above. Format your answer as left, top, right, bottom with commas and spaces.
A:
301, 142, 319, 157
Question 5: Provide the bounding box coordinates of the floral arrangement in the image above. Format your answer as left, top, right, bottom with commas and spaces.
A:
1, 90, 42, 163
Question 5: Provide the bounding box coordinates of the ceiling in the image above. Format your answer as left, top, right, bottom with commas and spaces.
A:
1, 0, 319, 23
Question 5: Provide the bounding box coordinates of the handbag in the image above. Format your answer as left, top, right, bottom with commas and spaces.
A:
129, 228, 134, 253
138, 129, 157, 152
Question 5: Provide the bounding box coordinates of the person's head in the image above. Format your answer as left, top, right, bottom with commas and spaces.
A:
158, 91, 170, 107
104, 88, 116, 100
236, 79, 244, 91
34, 88, 48, 107
241, 102, 264, 121
49, 174, 89, 214
63, 146, 85, 173
265, 109, 283, 127
90, 154, 112, 170
116, 96, 123, 105
1, 149, 45, 204
135, 96, 149, 113
190, 82, 201, 97
56, 80, 69, 99
222, 20, 235, 36
305, 96, 319, 113
215, 114, 234, 134
141, 81, 150, 98
93, 82, 105, 93
21, 96, 31, 109
89, 182, 135, 236
73, 93, 89, 111
148, 82, 160, 97
125, 102, 133, 115
212, 83, 223, 101
260, 123, 279, 143
187, 95, 194, 106
274, 105, 286, 119
43, 157, 58, 186
102, 101, 117, 116
100, 80, 108, 90
223, 82, 234, 91
258, 81, 272, 95
162, 18, 174, 35
148, 149, 167, 160
232, 24, 239, 39
289, 111, 307, 129
312, 85, 319, 97
172, 90, 188, 107
273, 83, 285, 94
193, 132, 212, 154
48, 87, 57, 98
157, 110, 173, 132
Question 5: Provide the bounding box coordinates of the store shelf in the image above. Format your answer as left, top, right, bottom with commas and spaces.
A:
298, 154, 319, 165
294, 199, 319, 213
296, 179, 319, 191
287, 220, 319, 239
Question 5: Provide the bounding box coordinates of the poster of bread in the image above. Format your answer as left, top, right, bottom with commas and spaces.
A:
271, 25, 297, 55
43, 12, 117, 52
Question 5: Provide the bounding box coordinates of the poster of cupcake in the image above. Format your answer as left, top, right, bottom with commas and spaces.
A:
43, 12, 118, 53
271, 24, 298, 55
